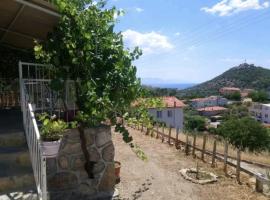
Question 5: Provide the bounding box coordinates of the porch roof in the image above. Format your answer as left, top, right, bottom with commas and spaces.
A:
0, 0, 59, 50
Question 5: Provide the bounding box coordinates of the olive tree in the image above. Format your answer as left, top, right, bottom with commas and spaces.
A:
217, 117, 270, 152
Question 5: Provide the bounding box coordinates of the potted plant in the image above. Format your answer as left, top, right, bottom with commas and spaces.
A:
38, 113, 68, 158
114, 161, 121, 184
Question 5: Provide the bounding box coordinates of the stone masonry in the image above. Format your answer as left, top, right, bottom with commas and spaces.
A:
47, 126, 116, 200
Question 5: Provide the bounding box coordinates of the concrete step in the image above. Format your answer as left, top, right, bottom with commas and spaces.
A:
0, 132, 26, 148
0, 148, 32, 177
0, 147, 35, 194
0, 190, 38, 200
0, 174, 35, 194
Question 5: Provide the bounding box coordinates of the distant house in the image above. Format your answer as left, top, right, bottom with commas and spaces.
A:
190, 96, 228, 109
219, 87, 241, 95
197, 106, 227, 117
249, 103, 270, 124
148, 96, 185, 129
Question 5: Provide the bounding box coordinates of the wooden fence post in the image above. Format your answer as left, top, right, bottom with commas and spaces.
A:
223, 141, 229, 175
162, 125, 165, 143
185, 134, 189, 155
211, 139, 217, 168
236, 149, 241, 184
168, 127, 172, 145
201, 134, 206, 162
175, 128, 179, 149
255, 177, 264, 193
192, 134, 197, 158
156, 125, 159, 139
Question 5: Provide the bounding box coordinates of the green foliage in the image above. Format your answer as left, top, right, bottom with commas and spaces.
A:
34, 0, 142, 132
217, 117, 270, 152
184, 107, 206, 133
132, 144, 148, 161
223, 104, 250, 120
184, 115, 206, 133
248, 90, 268, 103
38, 113, 68, 141
224, 92, 241, 101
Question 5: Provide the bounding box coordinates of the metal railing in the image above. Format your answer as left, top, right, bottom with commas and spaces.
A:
19, 62, 48, 200
20, 80, 47, 200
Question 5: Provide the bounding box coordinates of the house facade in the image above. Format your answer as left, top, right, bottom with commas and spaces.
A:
148, 96, 185, 129
190, 96, 228, 109
249, 103, 270, 124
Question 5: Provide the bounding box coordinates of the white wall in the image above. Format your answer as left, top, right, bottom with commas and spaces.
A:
249, 103, 270, 124
148, 107, 184, 129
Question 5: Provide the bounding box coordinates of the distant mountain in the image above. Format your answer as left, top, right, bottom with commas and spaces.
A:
182, 63, 270, 97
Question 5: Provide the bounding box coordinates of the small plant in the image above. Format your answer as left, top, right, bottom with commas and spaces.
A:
38, 113, 68, 141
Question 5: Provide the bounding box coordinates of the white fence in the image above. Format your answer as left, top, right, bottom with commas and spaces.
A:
20, 75, 47, 200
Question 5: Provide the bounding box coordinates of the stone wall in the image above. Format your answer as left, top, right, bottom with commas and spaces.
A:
47, 126, 116, 200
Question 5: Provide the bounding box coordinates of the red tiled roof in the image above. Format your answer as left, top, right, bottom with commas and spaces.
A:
162, 96, 186, 108
197, 106, 227, 112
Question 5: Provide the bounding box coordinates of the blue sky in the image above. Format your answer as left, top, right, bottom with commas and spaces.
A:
107, 0, 270, 84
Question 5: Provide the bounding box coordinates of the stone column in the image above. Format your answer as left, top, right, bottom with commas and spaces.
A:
47, 125, 115, 200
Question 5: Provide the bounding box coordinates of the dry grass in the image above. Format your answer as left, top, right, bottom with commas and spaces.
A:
154, 126, 270, 166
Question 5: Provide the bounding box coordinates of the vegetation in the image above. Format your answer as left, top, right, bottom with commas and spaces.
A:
182, 63, 270, 97
224, 92, 241, 101
184, 107, 206, 133
35, 0, 142, 140
38, 113, 68, 141
248, 90, 269, 103
217, 117, 270, 152
223, 104, 250, 120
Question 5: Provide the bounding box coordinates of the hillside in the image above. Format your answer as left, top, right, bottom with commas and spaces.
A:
181, 63, 270, 97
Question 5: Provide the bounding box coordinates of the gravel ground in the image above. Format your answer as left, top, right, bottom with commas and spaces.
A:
113, 127, 269, 200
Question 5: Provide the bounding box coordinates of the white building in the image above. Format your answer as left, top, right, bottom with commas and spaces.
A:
148, 96, 185, 129
249, 103, 270, 124
190, 96, 228, 109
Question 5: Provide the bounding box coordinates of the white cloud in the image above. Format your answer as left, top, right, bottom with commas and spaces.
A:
122, 29, 174, 54
174, 32, 181, 36
202, 0, 269, 16
135, 7, 144, 13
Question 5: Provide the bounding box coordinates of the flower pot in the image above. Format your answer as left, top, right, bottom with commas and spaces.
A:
41, 140, 61, 158
115, 161, 121, 184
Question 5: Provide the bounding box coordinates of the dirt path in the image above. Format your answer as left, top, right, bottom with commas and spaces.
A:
113, 128, 268, 200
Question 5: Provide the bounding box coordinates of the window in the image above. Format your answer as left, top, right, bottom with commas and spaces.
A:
167, 110, 173, 118
265, 114, 268, 118
157, 111, 162, 118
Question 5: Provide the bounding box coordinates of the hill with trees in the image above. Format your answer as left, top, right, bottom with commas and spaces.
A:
181, 63, 270, 97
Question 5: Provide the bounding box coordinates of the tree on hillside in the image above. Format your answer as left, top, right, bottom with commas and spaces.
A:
224, 91, 241, 101
217, 117, 270, 152
223, 104, 250, 120
184, 115, 206, 133
248, 90, 269, 103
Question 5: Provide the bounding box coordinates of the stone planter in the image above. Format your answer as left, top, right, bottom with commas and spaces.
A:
46, 126, 116, 200
41, 140, 61, 158
180, 168, 218, 185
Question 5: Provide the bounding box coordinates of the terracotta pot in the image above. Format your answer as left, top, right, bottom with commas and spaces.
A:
115, 161, 121, 183
41, 140, 61, 158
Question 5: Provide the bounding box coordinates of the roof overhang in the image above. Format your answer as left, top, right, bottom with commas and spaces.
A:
0, 0, 60, 50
